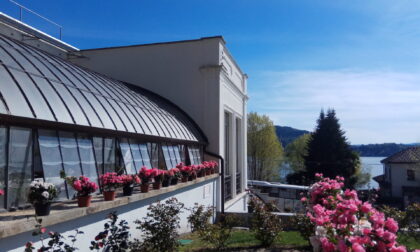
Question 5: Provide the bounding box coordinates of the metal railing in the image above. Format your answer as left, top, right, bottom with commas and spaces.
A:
8, 0, 63, 39
224, 175, 232, 202
236, 172, 241, 194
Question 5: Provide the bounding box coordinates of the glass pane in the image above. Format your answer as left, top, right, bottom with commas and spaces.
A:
194, 148, 201, 164
66, 88, 102, 128
95, 96, 125, 131
108, 99, 135, 132
161, 145, 173, 169
50, 83, 89, 126
139, 144, 152, 168
149, 143, 159, 168
104, 138, 116, 173
82, 91, 115, 130
93, 137, 104, 176
8, 127, 32, 208
168, 145, 177, 167
77, 135, 99, 185
119, 139, 136, 174
38, 130, 67, 199
188, 147, 195, 165
0, 126, 6, 209
59, 131, 81, 198
179, 145, 186, 163
129, 140, 142, 172
0, 65, 33, 118
8, 69, 54, 121
173, 145, 181, 165
31, 75, 73, 124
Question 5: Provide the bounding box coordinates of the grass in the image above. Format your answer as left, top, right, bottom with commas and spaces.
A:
179, 230, 309, 251
398, 233, 420, 250
179, 230, 420, 251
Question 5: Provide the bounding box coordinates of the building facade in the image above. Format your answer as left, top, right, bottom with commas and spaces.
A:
0, 11, 247, 250
375, 147, 420, 208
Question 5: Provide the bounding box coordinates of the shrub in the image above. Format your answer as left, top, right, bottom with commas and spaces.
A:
24, 216, 82, 252
292, 214, 314, 241
197, 214, 238, 250
302, 173, 407, 252
132, 198, 184, 252
249, 197, 282, 247
187, 203, 214, 232
404, 203, 420, 239
90, 212, 130, 251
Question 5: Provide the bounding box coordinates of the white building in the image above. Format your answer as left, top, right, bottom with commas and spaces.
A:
375, 147, 420, 208
0, 11, 247, 251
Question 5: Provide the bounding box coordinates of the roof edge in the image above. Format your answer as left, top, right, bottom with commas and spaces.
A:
80, 36, 225, 52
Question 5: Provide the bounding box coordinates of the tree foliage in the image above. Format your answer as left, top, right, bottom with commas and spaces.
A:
285, 133, 311, 172
288, 109, 361, 188
247, 112, 283, 181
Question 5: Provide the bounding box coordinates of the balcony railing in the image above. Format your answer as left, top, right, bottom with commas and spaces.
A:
224, 175, 232, 202
236, 172, 241, 194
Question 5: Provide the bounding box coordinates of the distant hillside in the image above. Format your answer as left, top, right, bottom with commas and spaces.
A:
275, 126, 310, 147
274, 125, 418, 157
351, 143, 419, 157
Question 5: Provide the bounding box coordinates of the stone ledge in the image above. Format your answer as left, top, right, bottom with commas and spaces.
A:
0, 174, 218, 239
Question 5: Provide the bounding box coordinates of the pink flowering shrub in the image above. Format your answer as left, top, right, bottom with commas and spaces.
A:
100, 172, 123, 192
66, 176, 98, 197
302, 173, 407, 252
0, 189, 4, 195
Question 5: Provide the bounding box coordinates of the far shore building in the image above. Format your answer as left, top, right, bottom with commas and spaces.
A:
0, 12, 248, 251
375, 147, 420, 208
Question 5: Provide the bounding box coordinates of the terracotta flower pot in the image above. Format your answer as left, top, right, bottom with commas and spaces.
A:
34, 202, 51, 216
197, 171, 203, 178
153, 182, 162, 190
140, 183, 150, 193
123, 185, 134, 196
103, 191, 116, 201
77, 195, 92, 207
206, 169, 211, 176
182, 176, 188, 182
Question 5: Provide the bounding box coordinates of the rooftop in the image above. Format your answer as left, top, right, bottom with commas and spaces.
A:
381, 146, 420, 164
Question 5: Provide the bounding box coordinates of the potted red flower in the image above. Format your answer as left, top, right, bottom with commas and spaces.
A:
120, 174, 141, 196
202, 161, 212, 176
190, 165, 198, 180
180, 165, 192, 182
210, 160, 218, 174
138, 167, 153, 193
151, 168, 164, 189
196, 164, 206, 177
66, 176, 98, 207
170, 168, 182, 185
162, 170, 171, 187
100, 172, 122, 201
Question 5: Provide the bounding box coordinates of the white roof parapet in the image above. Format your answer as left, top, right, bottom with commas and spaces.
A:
248, 180, 309, 190
0, 12, 79, 52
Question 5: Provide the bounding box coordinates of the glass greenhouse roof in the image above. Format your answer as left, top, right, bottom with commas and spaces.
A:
0, 34, 205, 143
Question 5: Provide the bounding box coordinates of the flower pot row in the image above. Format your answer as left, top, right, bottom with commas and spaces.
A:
29, 161, 219, 216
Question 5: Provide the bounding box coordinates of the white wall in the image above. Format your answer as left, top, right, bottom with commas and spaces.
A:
1, 179, 217, 252
70, 37, 248, 207
389, 164, 420, 197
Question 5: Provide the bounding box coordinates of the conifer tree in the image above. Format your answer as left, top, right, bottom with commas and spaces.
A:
302, 109, 360, 188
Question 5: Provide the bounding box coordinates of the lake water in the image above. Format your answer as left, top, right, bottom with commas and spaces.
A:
279, 156, 385, 189
360, 156, 385, 189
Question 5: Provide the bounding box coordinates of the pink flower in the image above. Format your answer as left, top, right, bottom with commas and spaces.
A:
40, 227, 46, 233
361, 202, 372, 213
0, 189, 4, 195
73, 180, 82, 191
301, 197, 307, 202
320, 237, 335, 252
390, 246, 407, 252
352, 242, 366, 252
385, 217, 399, 233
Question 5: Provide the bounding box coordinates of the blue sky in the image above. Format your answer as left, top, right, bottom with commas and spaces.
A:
3, 0, 420, 144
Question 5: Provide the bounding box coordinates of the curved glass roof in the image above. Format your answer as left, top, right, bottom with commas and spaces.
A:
0, 35, 205, 143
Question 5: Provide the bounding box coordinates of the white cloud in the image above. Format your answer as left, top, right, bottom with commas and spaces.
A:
249, 69, 420, 144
